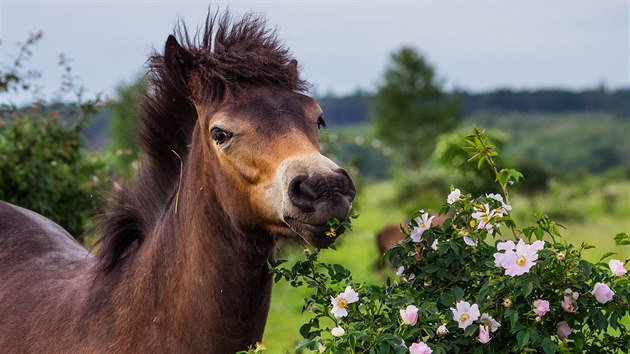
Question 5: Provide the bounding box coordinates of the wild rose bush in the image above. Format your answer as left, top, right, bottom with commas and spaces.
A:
271, 128, 630, 353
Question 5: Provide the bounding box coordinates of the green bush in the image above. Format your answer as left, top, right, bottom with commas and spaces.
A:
1, 32, 111, 241
0, 114, 110, 240
270, 128, 629, 353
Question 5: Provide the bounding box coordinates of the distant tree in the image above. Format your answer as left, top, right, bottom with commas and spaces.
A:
108, 78, 144, 177
372, 47, 461, 169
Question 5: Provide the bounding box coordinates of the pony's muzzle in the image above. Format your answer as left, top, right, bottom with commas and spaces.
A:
277, 154, 356, 248
287, 168, 356, 224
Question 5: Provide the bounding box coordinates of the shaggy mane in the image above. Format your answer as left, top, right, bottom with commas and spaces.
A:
96, 11, 308, 272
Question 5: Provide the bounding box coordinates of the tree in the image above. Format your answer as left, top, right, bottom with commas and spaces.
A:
372, 47, 461, 169
108, 77, 145, 177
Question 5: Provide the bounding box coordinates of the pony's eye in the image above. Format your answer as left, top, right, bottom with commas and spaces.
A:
317, 116, 326, 130
210, 128, 232, 145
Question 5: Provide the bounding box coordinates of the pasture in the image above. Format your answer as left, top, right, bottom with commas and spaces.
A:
264, 178, 630, 351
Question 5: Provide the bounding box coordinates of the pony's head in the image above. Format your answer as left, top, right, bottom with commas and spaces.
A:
148, 14, 355, 249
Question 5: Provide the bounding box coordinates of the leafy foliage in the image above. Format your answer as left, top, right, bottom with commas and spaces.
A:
108, 77, 145, 177
0, 32, 111, 241
0, 115, 110, 239
271, 128, 629, 353
372, 47, 461, 170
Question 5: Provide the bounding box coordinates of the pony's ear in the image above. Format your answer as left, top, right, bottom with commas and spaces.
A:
164, 35, 193, 84
287, 59, 299, 81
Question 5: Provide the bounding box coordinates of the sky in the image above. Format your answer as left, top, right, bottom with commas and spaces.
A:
1, 1, 628, 103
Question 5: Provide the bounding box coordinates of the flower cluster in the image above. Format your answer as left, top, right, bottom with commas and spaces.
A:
271, 184, 630, 353
270, 129, 630, 353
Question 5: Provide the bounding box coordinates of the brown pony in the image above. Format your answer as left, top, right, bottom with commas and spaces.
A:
0, 12, 355, 353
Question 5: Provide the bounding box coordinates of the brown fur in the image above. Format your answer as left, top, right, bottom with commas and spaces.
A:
0, 11, 354, 353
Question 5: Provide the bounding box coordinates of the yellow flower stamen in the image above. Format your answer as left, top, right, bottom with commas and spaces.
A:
338, 299, 348, 308
326, 227, 337, 237
460, 313, 469, 323
469, 219, 477, 228
517, 256, 527, 266
255, 342, 266, 352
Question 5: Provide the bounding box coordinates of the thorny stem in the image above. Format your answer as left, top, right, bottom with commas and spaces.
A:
471, 127, 511, 204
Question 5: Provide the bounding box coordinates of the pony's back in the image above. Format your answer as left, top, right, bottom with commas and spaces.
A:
0, 201, 94, 352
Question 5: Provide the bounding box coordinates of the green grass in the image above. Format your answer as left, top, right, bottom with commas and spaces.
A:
263, 178, 630, 351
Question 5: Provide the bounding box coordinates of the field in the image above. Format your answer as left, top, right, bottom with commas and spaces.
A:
262, 178, 630, 351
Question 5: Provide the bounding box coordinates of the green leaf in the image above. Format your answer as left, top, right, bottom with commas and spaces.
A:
450, 286, 465, 300
498, 168, 524, 187
540, 337, 557, 354
299, 323, 311, 338
599, 251, 617, 261
464, 323, 478, 336
573, 331, 585, 350
579, 260, 592, 277
439, 294, 455, 307
517, 329, 530, 349
614, 232, 630, 245
509, 310, 519, 329
527, 327, 540, 344
534, 228, 544, 240
591, 308, 608, 330
522, 280, 534, 298
477, 156, 486, 170
378, 341, 390, 354
395, 346, 408, 354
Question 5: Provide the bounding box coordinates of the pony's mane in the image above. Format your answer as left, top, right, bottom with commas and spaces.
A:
96, 11, 308, 272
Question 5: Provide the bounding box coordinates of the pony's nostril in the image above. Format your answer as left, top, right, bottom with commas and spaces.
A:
288, 175, 316, 211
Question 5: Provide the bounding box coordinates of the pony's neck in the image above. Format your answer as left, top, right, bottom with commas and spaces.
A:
119, 139, 275, 351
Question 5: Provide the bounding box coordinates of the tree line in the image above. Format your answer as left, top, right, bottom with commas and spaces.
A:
319, 87, 629, 127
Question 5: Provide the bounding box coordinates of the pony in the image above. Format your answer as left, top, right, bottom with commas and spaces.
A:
0, 12, 355, 353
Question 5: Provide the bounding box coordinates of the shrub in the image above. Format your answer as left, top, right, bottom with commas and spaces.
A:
0, 114, 110, 240
270, 128, 629, 353
0, 32, 111, 241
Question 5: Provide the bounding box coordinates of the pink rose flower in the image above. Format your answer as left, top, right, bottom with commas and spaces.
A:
561, 296, 577, 313
478, 324, 491, 344
609, 259, 627, 276
410, 212, 434, 242
437, 324, 449, 336
400, 305, 419, 325
592, 282, 614, 304
480, 313, 500, 332
471, 204, 499, 234
533, 299, 550, 319
450, 300, 480, 330
494, 239, 545, 277
463, 234, 477, 246
560, 288, 579, 313
330, 286, 359, 318
447, 189, 462, 204
409, 342, 433, 354
557, 321, 572, 340
331, 326, 345, 337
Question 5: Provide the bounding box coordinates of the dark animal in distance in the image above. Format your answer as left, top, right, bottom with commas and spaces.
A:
376, 215, 448, 263
0, 12, 355, 353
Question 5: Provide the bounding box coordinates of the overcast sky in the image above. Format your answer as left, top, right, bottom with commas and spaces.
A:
1, 1, 628, 103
